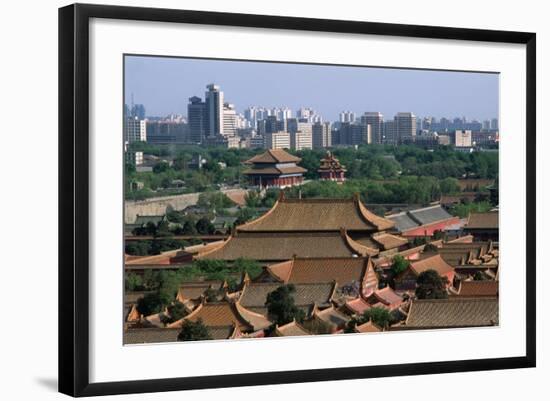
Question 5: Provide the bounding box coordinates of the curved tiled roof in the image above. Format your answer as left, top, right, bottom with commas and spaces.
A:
245, 149, 302, 164
405, 298, 498, 328
410, 254, 454, 276
267, 257, 368, 286
239, 282, 335, 316
454, 280, 499, 297
237, 195, 394, 232
355, 321, 382, 333
274, 320, 312, 337
242, 165, 307, 176
465, 212, 499, 229
197, 231, 378, 261
169, 300, 271, 332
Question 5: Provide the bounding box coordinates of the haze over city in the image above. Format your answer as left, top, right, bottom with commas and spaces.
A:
124, 55, 499, 121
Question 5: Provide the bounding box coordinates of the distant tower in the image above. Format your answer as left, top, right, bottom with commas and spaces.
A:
318, 151, 346, 183
205, 84, 224, 137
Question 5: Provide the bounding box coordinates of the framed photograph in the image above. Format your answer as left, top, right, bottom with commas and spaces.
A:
59, 3, 536, 397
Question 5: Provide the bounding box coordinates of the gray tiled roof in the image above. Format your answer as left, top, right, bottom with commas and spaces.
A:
388, 205, 453, 232
387, 213, 418, 232
409, 205, 453, 225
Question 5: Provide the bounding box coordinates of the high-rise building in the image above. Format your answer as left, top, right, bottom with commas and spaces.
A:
482, 120, 491, 131
290, 130, 313, 150
205, 84, 224, 137
312, 122, 332, 148
394, 112, 417, 143
339, 111, 356, 123
265, 131, 291, 150
383, 120, 396, 144
287, 119, 313, 150
146, 121, 188, 144
223, 103, 238, 137
490, 118, 499, 130
187, 96, 206, 144
125, 117, 146, 144
361, 112, 384, 144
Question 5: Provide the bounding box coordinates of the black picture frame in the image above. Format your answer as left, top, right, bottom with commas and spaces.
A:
59, 3, 536, 397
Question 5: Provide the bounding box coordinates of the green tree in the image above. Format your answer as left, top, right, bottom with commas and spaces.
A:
265, 284, 305, 325
136, 293, 164, 316
153, 161, 170, 173
125, 272, 143, 291
196, 217, 215, 234
167, 301, 188, 322
362, 307, 392, 329
440, 177, 460, 194
391, 255, 410, 277
177, 319, 212, 341
415, 269, 449, 299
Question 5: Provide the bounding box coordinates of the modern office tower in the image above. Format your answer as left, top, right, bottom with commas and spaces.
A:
188, 96, 207, 144
124, 116, 147, 143
278, 107, 292, 120
267, 115, 279, 133
482, 120, 491, 131
453, 130, 473, 147
360, 112, 384, 144
296, 107, 317, 122
146, 121, 188, 144
352, 123, 371, 145
339, 111, 356, 123
223, 103, 238, 137
312, 122, 332, 148
265, 131, 291, 150
490, 118, 499, 130
290, 130, 313, 150
205, 84, 224, 136
394, 112, 417, 143
287, 119, 313, 150
421, 116, 433, 131
383, 120, 396, 144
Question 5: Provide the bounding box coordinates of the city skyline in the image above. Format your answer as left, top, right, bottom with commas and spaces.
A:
124, 55, 499, 122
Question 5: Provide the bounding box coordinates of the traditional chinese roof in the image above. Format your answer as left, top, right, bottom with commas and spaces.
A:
453, 280, 499, 298
237, 194, 394, 232
344, 297, 371, 315
168, 299, 271, 332
245, 149, 302, 164
409, 254, 454, 277
266, 257, 369, 286
313, 306, 350, 330
370, 287, 403, 308
354, 321, 382, 333
438, 242, 495, 267
387, 205, 454, 233
176, 281, 225, 303
239, 282, 335, 316
370, 232, 409, 250
197, 230, 379, 261
242, 165, 307, 176
403, 298, 498, 328
318, 151, 346, 172
273, 320, 312, 337
465, 212, 499, 229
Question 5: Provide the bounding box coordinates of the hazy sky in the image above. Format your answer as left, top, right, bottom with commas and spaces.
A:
124, 55, 499, 121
